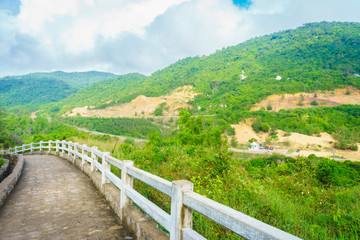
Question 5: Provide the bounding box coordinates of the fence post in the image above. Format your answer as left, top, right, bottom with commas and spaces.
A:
31, 142, 33, 153
68, 141, 72, 157
82, 144, 87, 166
15, 146, 18, 154
40, 141, 43, 152
22, 144, 25, 153
120, 160, 134, 220
170, 180, 194, 240
48, 140, 52, 153
73, 142, 79, 162
102, 152, 110, 185
56, 140, 59, 153
91, 147, 98, 172
62, 140, 65, 153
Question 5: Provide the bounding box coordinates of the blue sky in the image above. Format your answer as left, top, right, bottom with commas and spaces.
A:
0, 0, 359, 77
232, 0, 252, 9
0, 0, 20, 14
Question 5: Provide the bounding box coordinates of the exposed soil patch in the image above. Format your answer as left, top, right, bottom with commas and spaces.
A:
250, 87, 360, 111
66, 85, 200, 118
230, 120, 360, 161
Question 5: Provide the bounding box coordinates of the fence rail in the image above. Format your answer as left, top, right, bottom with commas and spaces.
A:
1, 141, 302, 240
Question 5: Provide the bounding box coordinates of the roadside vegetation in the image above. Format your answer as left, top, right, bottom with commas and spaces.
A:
0, 157, 7, 168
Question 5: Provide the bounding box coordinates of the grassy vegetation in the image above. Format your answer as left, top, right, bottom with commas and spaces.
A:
0, 157, 7, 168
61, 116, 164, 139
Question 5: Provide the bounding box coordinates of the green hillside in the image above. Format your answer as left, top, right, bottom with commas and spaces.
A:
58, 73, 147, 111
0, 77, 76, 107
0, 71, 117, 108
59, 22, 360, 122
23, 71, 118, 89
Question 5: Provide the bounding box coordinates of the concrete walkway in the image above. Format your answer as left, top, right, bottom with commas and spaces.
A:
0, 155, 133, 240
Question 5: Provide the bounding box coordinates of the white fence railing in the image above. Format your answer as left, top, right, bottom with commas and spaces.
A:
1, 141, 302, 240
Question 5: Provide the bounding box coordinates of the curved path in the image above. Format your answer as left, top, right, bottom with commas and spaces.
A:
0, 155, 133, 240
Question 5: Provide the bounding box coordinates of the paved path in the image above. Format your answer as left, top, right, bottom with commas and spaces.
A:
0, 155, 133, 240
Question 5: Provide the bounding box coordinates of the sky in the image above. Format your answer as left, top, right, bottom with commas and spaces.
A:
0, 0, 360, 77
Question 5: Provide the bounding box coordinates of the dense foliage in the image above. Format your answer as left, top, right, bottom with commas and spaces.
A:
0, 71, 117, 108
56, 73, 146, 111
0, 77, 76, 107
5, 115, 79, 145
0, 105, 10, 148
62, 116, 163, 139
25, 71, 118, 89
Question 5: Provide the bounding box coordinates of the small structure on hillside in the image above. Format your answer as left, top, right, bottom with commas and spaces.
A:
250, 141, 260, 150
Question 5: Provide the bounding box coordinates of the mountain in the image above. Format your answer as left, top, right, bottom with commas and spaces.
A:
21, 71, 118, 89
59, 73, 147, 111
59, 22, 360, 122
0, 71, 117, 107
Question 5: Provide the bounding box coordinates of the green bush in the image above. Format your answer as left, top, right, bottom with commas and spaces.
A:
227, 127, 235, 136
261, 123, 270, 132
315, 159, 360, 186
252, 119, 262, 133
0, 157, 7, 168
154, 107, 163, 116
310, 100, 319, 106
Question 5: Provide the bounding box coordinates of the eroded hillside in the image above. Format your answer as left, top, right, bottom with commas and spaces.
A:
250, 87, 360, 111
65, 85, 200, 118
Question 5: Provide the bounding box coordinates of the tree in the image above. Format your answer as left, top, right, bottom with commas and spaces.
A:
0, 105, 10, 148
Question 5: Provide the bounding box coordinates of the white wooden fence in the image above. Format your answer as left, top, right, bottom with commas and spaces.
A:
1, 140, 302, 240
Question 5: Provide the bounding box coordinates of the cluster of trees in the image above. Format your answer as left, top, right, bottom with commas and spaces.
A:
0, 113, 79, 148
247, 105, 359, 149
62, 116, 162, 139
0, 106, 10, 148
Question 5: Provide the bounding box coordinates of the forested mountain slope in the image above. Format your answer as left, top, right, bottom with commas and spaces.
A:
0, 71, 117, 107
23, 71, 118, 89
59, 73, 147, 111
60, 22, 360, 122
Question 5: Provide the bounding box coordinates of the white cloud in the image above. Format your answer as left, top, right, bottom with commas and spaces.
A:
0, 0, 360, 77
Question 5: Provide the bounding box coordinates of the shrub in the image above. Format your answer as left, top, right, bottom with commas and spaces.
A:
310, 100, 319, 106
334, 142, 358, 151
154, 107, 163, 116
227, 127, 235, 136
252, 119, 262, 133
260, 122, 270, 132
0, 157, 7, 168
230, 137, 238, 147
315, 159, 359, 186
